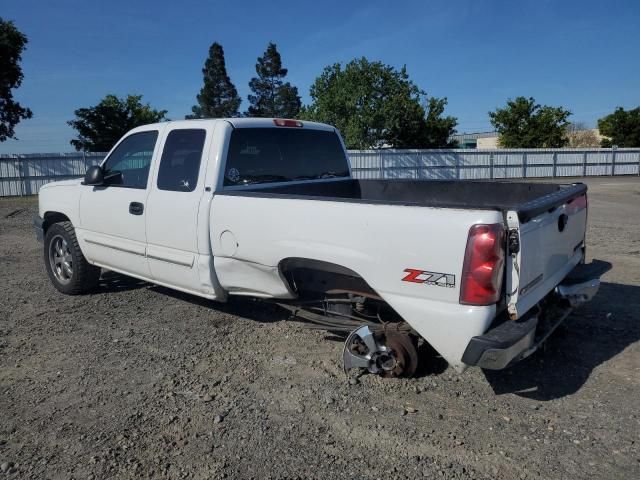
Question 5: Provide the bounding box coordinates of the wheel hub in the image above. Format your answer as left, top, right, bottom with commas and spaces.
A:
372, 351, 397, 372
343, 325, 418, 378
48, 234, 73, 284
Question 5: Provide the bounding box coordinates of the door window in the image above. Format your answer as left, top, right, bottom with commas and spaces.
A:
157, 129, 206, 192
102, 131, 158, 189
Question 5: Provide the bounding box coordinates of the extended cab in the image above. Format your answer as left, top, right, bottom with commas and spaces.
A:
35, 118, 610, 377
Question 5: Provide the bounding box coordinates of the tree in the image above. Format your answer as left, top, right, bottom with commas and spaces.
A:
423, 97, 459, 148
246, 42, 301, 118
301, 57, 457, 149
489, 96, 571, 148
566, 122, 600, 148
68, 94, 167, 152
0, 18, 33, 142
597, 107, 640, 147
188, 42, 241, 119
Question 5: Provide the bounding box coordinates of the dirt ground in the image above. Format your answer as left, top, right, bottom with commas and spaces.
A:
1, 177, 639, 479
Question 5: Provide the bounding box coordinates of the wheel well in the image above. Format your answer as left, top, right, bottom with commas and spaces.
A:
43, 212, 71, 233
278, 258, 380, 299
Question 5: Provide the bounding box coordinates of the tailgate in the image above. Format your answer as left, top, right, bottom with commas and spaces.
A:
506, 185, 588, 318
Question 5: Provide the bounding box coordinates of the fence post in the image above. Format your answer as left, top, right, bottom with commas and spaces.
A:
17, 155, 25, 197
489, 152, 494, 179
611, 146, 617, 176
582, 151, 588, 177
523, 152, 527, 178
378, 151, 384, 179
552, 152, 557, 178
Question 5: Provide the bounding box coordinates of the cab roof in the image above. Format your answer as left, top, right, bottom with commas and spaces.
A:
131, 118, 336, 133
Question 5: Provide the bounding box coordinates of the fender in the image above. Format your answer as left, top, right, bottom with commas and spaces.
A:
38, 181, 83, 229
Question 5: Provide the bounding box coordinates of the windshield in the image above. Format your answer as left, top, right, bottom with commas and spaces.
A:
223, 128, 350, 186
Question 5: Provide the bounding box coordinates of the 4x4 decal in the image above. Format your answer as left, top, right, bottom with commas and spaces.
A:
402, 269, 455, 288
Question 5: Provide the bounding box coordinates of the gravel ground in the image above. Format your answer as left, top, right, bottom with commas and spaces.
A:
1, 177, 639, 479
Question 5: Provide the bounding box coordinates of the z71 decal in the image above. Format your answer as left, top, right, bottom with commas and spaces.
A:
402, 269, 456, 288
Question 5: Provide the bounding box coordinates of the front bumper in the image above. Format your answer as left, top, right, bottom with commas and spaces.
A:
461, 259, 612, 370
33, 214, 44, 242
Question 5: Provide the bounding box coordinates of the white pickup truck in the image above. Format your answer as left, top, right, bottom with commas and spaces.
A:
35, 118, 610, 378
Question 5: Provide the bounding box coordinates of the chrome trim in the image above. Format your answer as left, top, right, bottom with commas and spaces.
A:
556, 278, 600, 307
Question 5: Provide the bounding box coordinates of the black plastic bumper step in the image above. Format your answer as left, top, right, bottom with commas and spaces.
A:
561, 259, 612, 285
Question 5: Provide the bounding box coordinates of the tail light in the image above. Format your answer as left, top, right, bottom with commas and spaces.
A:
273, 119, 303, 127
566, 193, 587, 215
460, 224, 505, 306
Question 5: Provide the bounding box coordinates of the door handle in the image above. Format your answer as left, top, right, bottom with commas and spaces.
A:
129, 202, 144, 215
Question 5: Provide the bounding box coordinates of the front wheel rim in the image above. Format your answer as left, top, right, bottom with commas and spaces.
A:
49, 234, 73, 284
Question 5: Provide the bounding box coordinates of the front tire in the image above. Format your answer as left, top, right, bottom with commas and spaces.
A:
44, 221, 100, 294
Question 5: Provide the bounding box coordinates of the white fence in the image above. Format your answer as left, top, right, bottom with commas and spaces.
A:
1, 148, 639, 197
349, 148, 640, 180
0, 153, 105, 197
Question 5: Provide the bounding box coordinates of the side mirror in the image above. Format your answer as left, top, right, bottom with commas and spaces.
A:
82, 165, 104, 186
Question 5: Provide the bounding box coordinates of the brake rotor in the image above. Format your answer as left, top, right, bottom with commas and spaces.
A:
343, 325, 418, 378
379, 332, 419, 378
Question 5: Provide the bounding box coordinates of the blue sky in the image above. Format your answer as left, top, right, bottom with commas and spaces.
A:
1, 0, 639, 153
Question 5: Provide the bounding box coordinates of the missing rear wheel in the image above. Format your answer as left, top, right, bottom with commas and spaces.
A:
343, 326, 418, 378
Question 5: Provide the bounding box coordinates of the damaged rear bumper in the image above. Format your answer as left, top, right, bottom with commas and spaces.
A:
461, 259, 612, 370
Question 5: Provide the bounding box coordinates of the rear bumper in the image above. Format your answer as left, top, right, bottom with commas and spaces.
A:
461, 313, 538, 369
33, 214, 44, 242
461, 259, 612, 370
555, 259, 611, 307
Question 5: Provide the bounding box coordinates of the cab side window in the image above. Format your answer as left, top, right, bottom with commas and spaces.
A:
157, 129, 206, 192
102, 131, 158, 189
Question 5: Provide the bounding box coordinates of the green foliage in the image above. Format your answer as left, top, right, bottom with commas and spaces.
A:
301, 58, 457, 149
597, 107, 640, 147
489, 96, 571, 148
0, 17, 33, 142
246, 43, 301, 118
423, 97, 459, 149
188, 42, 241, 119
68, 94, 167, 152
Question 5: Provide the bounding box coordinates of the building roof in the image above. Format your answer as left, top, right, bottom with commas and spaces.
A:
450, 131, 498, 141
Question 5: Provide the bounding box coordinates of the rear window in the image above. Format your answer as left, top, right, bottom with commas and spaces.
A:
223, 128, 349, 186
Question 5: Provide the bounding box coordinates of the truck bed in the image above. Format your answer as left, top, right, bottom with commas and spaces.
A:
222, 179, 587, 222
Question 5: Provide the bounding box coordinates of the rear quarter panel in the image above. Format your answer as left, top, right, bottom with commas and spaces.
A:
211, 194, 504, 370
